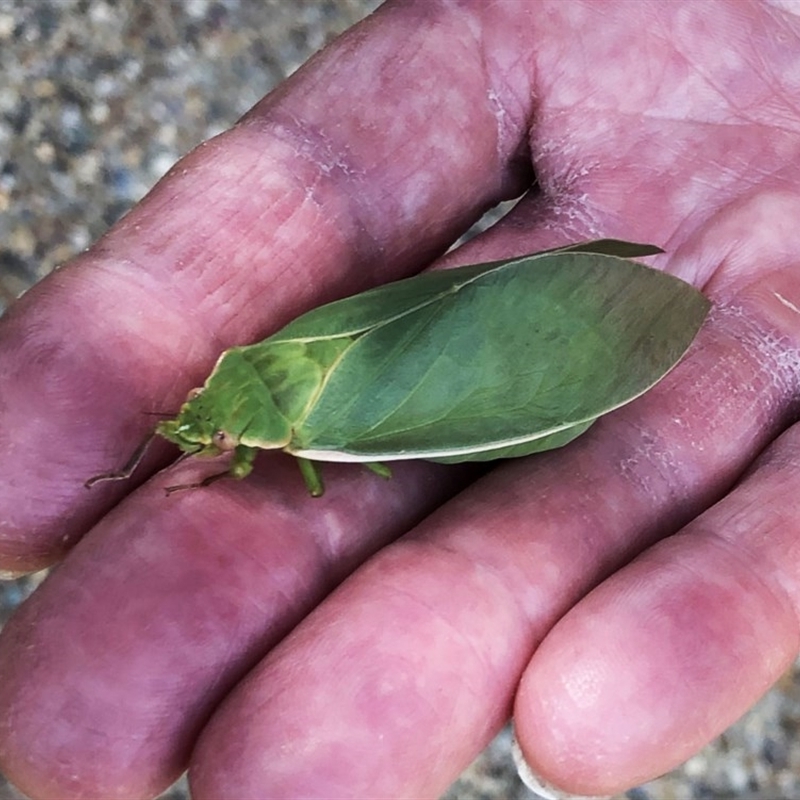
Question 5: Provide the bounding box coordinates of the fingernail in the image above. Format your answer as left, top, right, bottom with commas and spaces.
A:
511, 731, 610, 800
0, 567, 47, 584
0, 569, 29, 581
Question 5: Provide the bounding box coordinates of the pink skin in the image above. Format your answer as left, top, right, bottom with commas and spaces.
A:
1, 0, 800, 797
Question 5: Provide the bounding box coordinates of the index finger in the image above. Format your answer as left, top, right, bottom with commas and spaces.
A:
0, 0, 533, 571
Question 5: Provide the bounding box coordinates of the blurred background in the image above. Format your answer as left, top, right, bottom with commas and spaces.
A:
1, 2, 799, 798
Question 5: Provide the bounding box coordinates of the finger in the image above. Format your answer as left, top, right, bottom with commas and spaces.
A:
0, 0, 535, 571
186, 258, 800, 798
513, 420, 800, 796
0, 455, 469, 800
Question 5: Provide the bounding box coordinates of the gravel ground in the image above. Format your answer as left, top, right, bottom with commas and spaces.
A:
1, 2, 799, 799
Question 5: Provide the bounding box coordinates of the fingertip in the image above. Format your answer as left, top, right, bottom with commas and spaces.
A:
512, 732, 610, 800
512, 534, 799, 797
513, 611, 634, 797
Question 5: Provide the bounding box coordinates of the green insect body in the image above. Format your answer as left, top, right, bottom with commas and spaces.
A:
144, 239, 709, 496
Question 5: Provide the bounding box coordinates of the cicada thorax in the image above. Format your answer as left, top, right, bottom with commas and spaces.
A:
197, 335, 357, 451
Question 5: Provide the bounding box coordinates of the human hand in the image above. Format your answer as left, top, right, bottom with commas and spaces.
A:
1, 1, 800, 798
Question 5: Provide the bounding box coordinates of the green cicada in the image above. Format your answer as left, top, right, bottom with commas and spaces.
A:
88, 240, 709, 496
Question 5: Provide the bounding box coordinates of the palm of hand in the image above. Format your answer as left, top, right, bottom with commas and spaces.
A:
1, 2, 799, 798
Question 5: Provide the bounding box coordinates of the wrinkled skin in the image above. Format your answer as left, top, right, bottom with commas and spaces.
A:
2, 1, 800, 798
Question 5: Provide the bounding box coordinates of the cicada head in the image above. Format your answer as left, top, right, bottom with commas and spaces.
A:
155, 389, 235, 456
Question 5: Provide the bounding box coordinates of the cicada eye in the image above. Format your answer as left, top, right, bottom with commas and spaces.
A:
212, 430, 238, 451
186, 387, 204, 401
